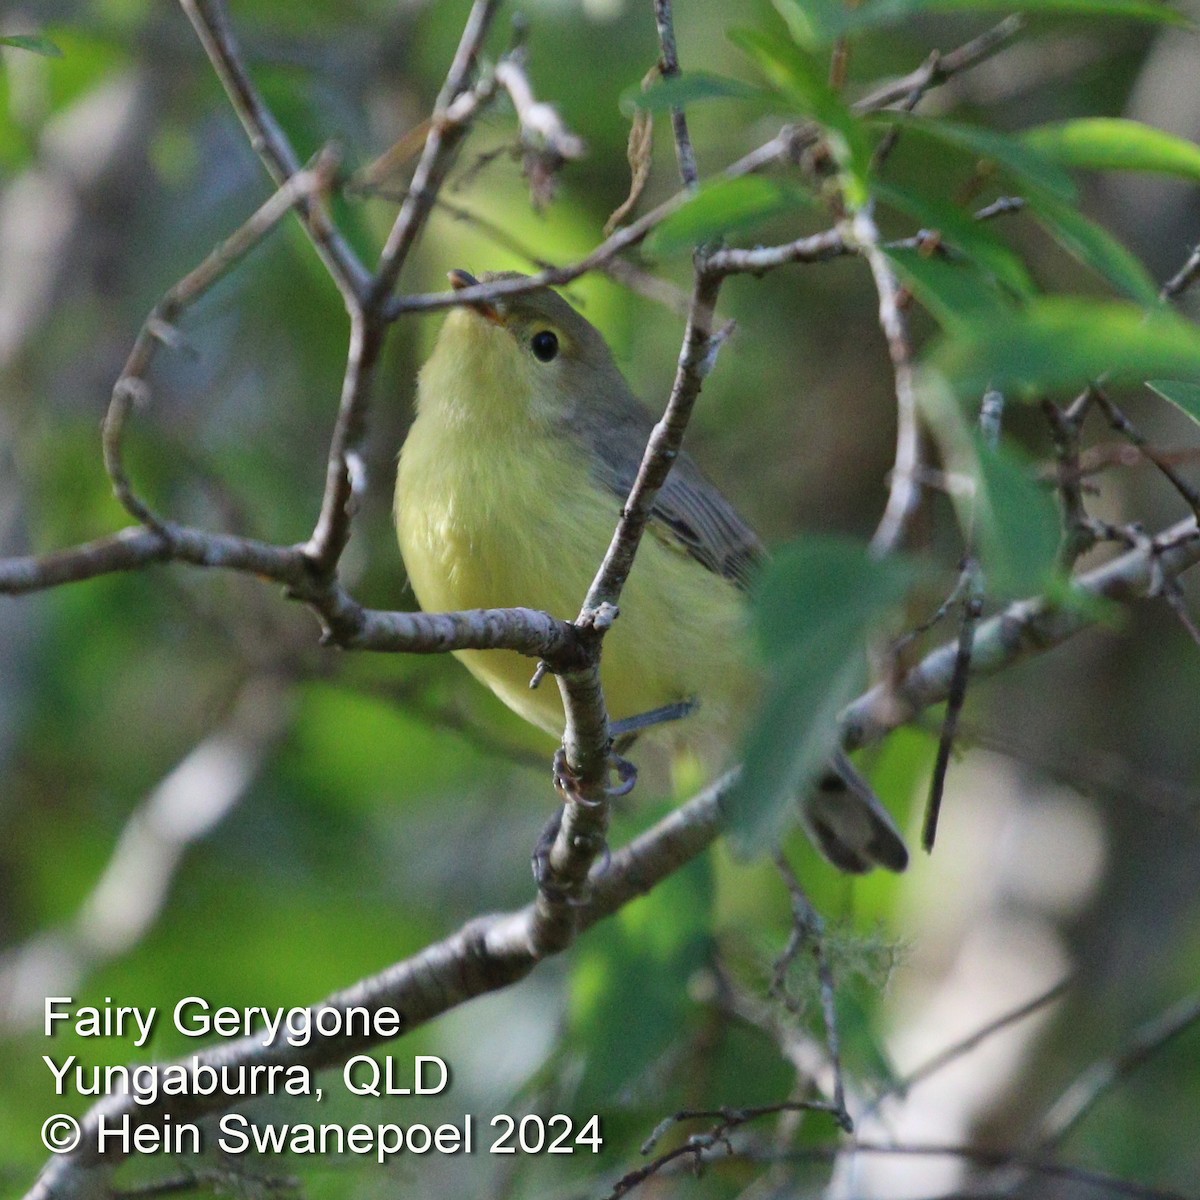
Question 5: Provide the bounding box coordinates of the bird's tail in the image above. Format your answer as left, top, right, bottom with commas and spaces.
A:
799, 750, 909, 873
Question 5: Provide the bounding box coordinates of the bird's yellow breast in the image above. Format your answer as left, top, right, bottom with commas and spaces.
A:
395, 309, 754, 750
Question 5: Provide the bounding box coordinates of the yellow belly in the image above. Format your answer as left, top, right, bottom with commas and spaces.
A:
395, 413, 754, 750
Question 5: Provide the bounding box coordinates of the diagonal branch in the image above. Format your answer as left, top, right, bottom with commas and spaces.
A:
179, 0, 369, 304
102, 153, 341, 529
371, 0, 501, 303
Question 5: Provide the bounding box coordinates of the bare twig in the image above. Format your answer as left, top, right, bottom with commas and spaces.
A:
373, 0, 501, 302
870, 50, 940, 175
855, 16, 1025, 112
706, 227, 850, 276
868, 977, 1073, 1115
652, 0, 699, 190
923, 581, 982, 852
607, 1099, 847, 1200
581, 269, 726, 618
852, 207, 923, 557
1034, 991, 1200, 1151
102, 155, 340, 528
772, 854, 851, 1127
1042, 393, 1097, 568
178, 0, 368, 303
1092, 387, 1200, 520
974, 195, 1027, 222
1161, 242, 1200, 301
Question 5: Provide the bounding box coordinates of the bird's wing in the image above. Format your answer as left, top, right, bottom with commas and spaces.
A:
572, 387, 766, 592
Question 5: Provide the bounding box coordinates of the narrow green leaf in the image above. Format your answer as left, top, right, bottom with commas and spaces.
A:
874, 113, 1077, 201
776, 0, 1184, 47
0, 33, 63, 57
875, 181, 1036, 298
1026, 118, 1200, 182
884, 245, 1017, 328
971, 437, 1062, 597
1147, 379, 1200, 425
729, 537, 919, 855
621, 72, 767, 116
646, 175, 813, 257
729, 26, 871, 206
926, 298, 1200, 398
1027, 196, 1161, 306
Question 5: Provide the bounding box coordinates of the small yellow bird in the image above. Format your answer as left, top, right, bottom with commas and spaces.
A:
395, 270, 907, 873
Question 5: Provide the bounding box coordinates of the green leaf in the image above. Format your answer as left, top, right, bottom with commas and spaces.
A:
875, 181, 1036, 298
1026, 118, 1200, 182
926, 298, 1200, 398
775, 0, 1185, 47
874, 113, 1077, 201
621, 72, 767, 115
646, 175, 814, 256
1147, 379, 1200, 426
0, 33, 63, 57
884, 244, 1019, 328
1026, 196, 1161, 306
972, 437, 1062, 596
729, 537, 919, 855
729, 26, 871, 206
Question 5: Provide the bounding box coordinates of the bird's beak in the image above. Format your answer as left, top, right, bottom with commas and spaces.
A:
448, 269, 502, 324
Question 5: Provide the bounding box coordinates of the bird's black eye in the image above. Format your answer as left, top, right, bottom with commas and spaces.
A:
531, 330, 559, 362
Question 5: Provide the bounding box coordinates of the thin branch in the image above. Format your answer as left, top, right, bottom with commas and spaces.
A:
1092, 387, 1200, 520
302, 309, 387, 571
178, 0, 368, 303
581, 270, 725, 618
870, 49, 940, 175
543, 269, 728, 911
853, 206, 923, 557
1161, 241, 1200, 301
607, 1100, 847, 1200
652, 0, 699, 190
1034, 991, 1200, 1151
974, 195, 1027, 222
923, 581, 981, 852
1042, 392, 1097, 568
372, 0, 502, 302
854, 15, 1025, 112
771, 854, 850, 1127
868, 976, 1072, 1114
705, 227, 850, 276
101, 155, 340, 529
309, 0, 502, 571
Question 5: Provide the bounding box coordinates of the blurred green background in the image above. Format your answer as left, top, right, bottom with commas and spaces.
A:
2, 1, 1200, 1197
